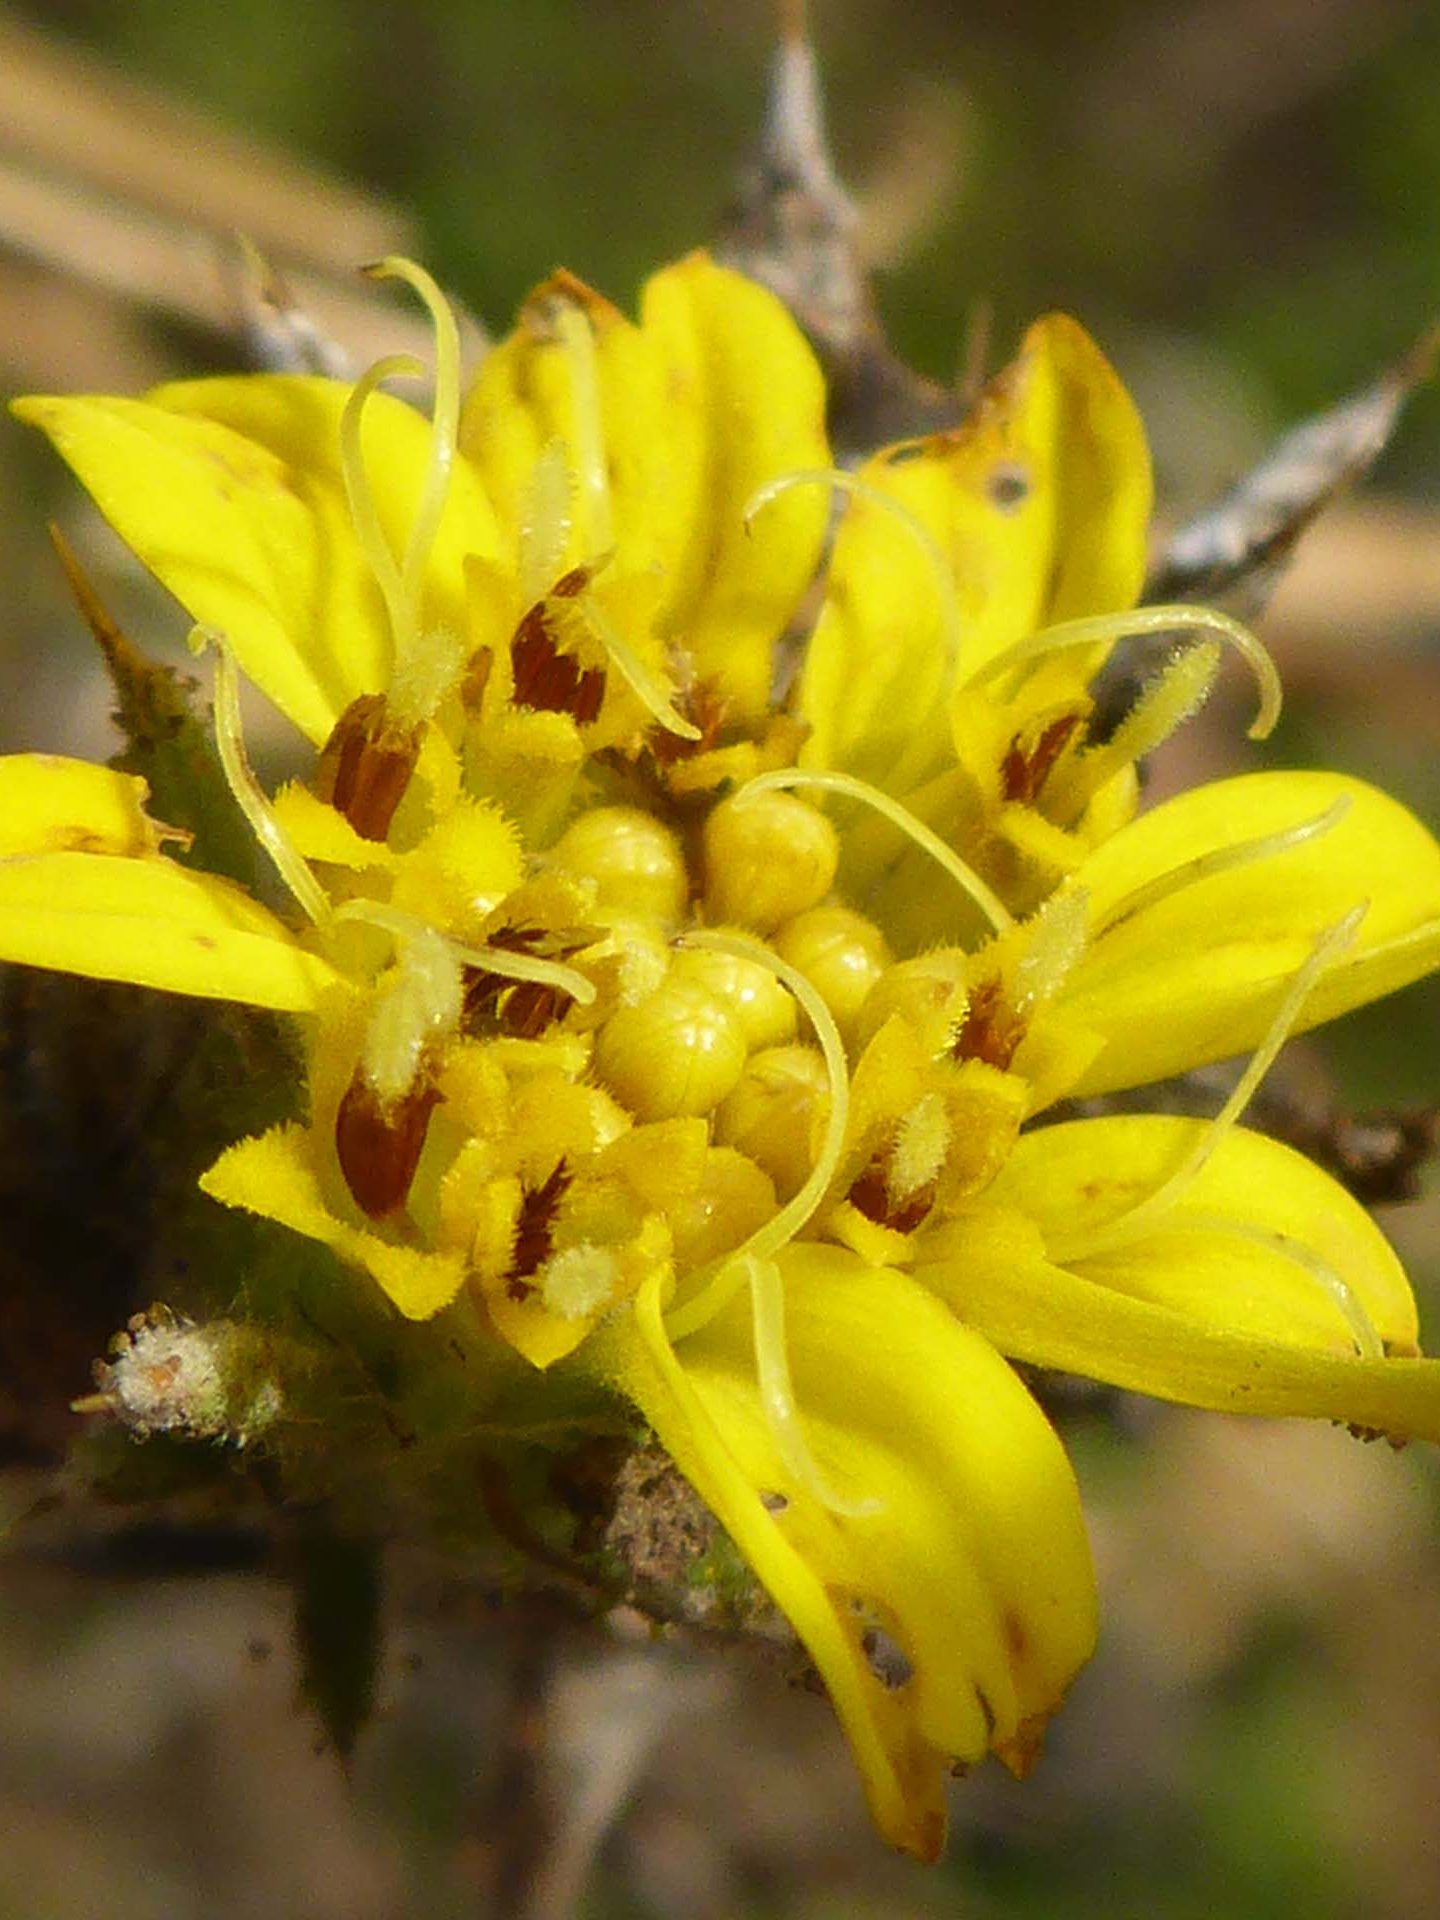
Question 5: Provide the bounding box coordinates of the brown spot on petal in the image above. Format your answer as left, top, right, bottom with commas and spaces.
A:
315, 694, 422, 842
912, 1807, 947, 1866
861, 1626, 914, 1691
1003, 1610, 1029, 1662
994, 1710, 1050, 1780
461, 646, 493, 713
335, 1071, 441, 1219
987, 461, 1032, 513
975, 1686, 997, 1738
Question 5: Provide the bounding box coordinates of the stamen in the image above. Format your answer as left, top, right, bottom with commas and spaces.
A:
1050, 907, 1365, 1262
510, 611, 606, 721
330, 898, 597, 1006
547, 296, 614, 557
744, 466, 963, 710
341, 259, 464, 726
746, 1252, 882, 1518
359, 921, 464, 1106
541, 1243, 622, 1321
389, 625, 467, 735
1013, 885, 1089, 1013
1056, 641, 1220, 806
447, 938, 597, 1008
363, 259, 462, 620
889, 1093, 950, 1203
508, 1164, 571, 1284
664, 930, 851, 1340
577, 592, 702, 740
315, 693, 422, 842
190, 629, 330, 927
993, 804, 1085, 876
737, 768, 1014, 934
1092, 798, 1352, 939
952, 976, 1026, 1071
1180, 1214, 1385, 1360
964, 604, 1283, 742
1001, 710, 1083, 805
336, 1071, 441, 1218
519, 440, 575, 606
340, 351, 423, 656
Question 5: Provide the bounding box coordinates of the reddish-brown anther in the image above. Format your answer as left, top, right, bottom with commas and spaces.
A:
510, 572, 607, 724
506, 1162, 573, 1298
335, 1071, 442, 1219
999, 712, 1082, 806
461, 928, 580, 1039
848, 1154, 936, 1234
315, 693, 423, 842
951, 976, 1026, 1072
648, 677, 728, 766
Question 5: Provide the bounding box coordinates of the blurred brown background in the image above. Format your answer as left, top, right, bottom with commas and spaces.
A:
0, 2, 1438, 1915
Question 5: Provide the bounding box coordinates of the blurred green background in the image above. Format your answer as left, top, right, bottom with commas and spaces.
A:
15, 0, 1440, 452
0, 3, 1438, 1917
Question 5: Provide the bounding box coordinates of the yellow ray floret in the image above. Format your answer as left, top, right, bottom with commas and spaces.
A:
598, 1249, 1097, 1861
1061, 770, 1440, 1094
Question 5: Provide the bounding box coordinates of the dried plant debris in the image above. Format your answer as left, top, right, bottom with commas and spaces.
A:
715, 10, 959, 457
50, 527, 266, 895
590, 1444, 782, 1640
76, 1308, 286, 1447
220, 236, 355, 378
217, 236, 491, 387
1148, 325, 1440, 612
1267, 1102, 1440, 1209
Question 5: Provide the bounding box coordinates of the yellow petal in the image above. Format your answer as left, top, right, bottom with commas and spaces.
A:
484, 1286, 592, 1370
16, 376, 499, 744
0, 849, 337, 1009
921, 1197, 1440, 1444
388, 794, 525, 934
639, 254, 831, 718
1064, 771, 1440, 1095
201, 1123, 466, 1319
595, 1249, 1096, 1858
985, 1115, 1418, 1353
460, 270, 661, 578
271, 782, 397, 871
463, 255, 829, 722
801, 313, 1152, 788
0, 754, 165, 857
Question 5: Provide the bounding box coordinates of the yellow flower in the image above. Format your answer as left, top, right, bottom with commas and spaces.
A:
795, 313, 1282, 935
6, 252, 1440, 1861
